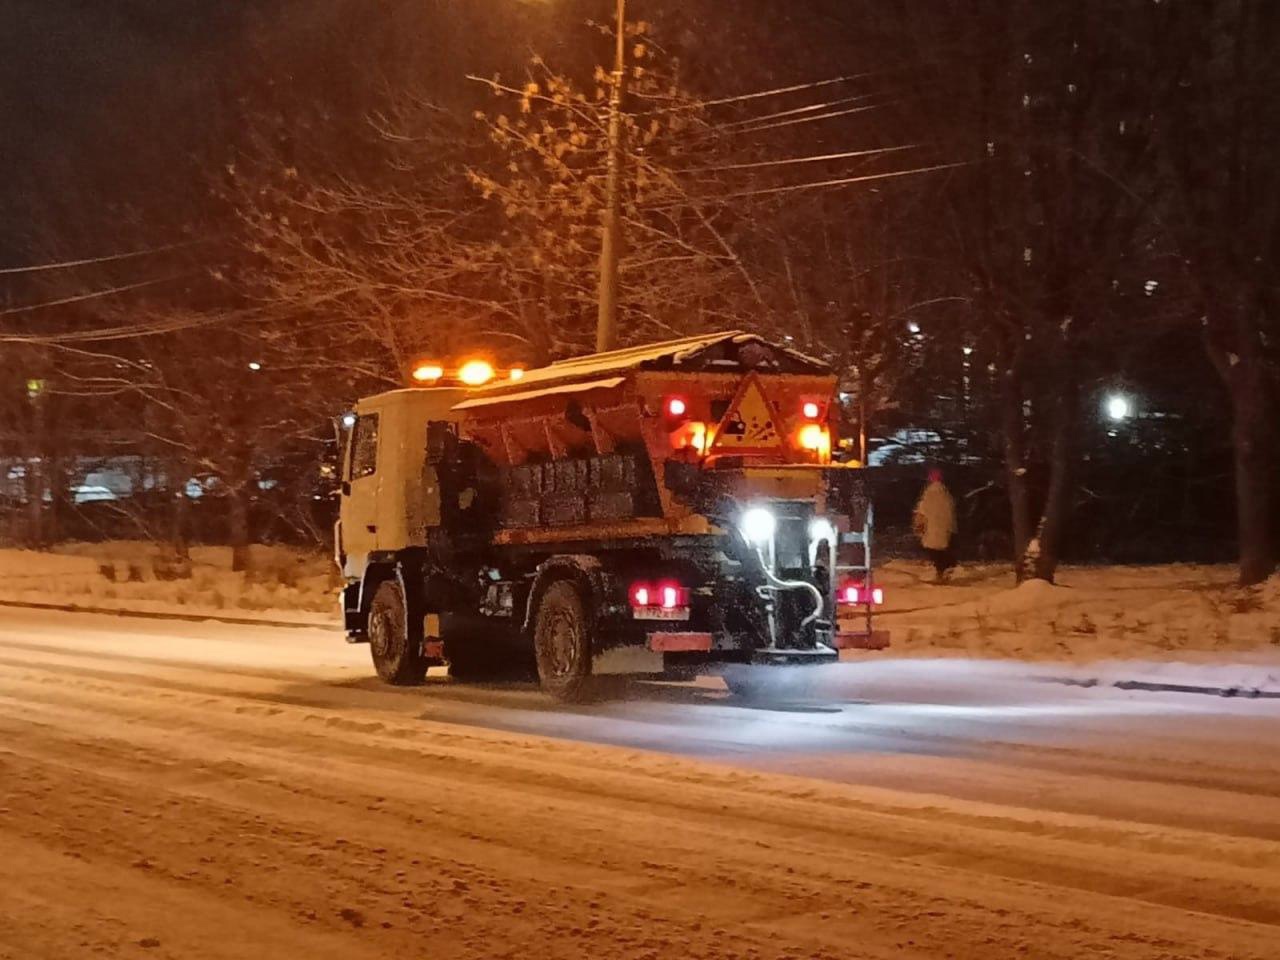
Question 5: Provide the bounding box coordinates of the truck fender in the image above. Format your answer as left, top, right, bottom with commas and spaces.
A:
349, 557, 401, 632
521, 555, 610, 638
351, 556, 428, 637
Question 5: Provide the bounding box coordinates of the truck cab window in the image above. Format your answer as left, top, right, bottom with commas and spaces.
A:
351, 414, 380, 479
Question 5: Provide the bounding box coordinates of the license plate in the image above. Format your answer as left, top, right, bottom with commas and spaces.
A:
632, 606, 690, 621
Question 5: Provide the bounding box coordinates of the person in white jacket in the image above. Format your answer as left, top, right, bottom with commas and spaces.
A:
913, 468, 958, 582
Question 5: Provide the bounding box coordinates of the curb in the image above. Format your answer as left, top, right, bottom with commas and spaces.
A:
2, 599, 1275, 699
1040, 675, 1280, 700
0, 598, 338, 631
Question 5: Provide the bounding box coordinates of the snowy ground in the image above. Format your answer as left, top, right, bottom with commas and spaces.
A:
877, 560, 1280, 658
4, 544, 1278, 657
0, 542, 336, 624
1, 606, 1278, 959
3, 543, 1279, 696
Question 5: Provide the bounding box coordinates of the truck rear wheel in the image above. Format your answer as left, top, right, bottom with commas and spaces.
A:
532, 580, 593, 702
368, 580, 428, 686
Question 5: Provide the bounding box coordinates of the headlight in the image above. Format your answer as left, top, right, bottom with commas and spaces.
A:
740, 507, 776, 544
808, 518, 836, 543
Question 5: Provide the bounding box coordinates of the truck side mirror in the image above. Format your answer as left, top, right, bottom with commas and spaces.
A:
426, 421, 457, 464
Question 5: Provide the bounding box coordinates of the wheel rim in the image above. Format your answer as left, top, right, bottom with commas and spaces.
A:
540, 609, 579, 680
369, 609, 392, 658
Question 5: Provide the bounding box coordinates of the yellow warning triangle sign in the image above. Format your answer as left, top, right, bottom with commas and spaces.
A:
710, 374, 782, 454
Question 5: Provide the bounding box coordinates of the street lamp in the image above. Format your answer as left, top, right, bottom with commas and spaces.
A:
596, 0, 626, 353
1105, 394, 1132, 422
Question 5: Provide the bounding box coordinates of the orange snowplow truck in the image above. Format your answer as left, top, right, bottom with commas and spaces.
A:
336, 332, 887, 701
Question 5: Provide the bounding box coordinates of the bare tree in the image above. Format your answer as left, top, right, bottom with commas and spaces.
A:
1154, 0, 1279, 585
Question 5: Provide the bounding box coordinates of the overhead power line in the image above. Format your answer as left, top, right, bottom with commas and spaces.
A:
718, 161, 968, 200
731, 103, 886, 136
0, 239, 203, 276
0, 306, 257, 350
718, 93, 883, 130
642, 74, 875, 114
681, 144, 919, 175
0, 275, 188, 323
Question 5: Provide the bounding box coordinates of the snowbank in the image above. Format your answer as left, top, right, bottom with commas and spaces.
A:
871, 560, 1280, 660
0, 542, 336, 625
3, 545, 1279, 669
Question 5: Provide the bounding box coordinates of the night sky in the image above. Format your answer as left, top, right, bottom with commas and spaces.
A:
0, 1, 251, 262
0, 0, 614, 266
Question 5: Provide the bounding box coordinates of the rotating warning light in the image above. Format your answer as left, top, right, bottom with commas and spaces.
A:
412, 363, 444, 383
458, 360, 495, 386
798, 423, 826, 450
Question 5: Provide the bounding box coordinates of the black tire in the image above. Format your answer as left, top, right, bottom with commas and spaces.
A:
722, 665, 816, 703
532, 580, 594, 702
368, 579, 428, 686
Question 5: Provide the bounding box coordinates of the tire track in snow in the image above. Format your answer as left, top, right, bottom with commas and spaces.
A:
3, 654, 1280, 957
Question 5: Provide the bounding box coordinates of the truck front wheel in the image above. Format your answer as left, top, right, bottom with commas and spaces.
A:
532, 580, 593, 702
368, 580, 428, 686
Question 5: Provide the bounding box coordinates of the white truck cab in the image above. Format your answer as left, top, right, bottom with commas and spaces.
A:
336, 387, 467, 580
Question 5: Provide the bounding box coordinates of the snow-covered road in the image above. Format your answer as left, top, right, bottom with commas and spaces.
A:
2, 608, 1278, 959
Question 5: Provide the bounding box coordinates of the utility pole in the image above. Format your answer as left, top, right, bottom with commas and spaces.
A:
25, 378, 46, 547
595, 0, 626, 353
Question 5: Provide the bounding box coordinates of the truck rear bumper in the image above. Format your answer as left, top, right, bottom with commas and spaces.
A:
647, 632, 714, 653
644, 632, 839, 665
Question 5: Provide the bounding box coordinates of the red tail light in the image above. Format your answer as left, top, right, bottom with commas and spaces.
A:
629, 580, 691, 620
802, 400, 821, 420
664, 396, 689, 420
657, 580, 689, 609
837, 581, 884, 605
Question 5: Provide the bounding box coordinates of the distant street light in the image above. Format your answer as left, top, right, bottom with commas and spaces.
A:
1105, 394, 1132, 422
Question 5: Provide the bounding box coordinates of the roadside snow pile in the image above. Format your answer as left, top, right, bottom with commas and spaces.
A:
3, 543, 1278, 664
0, 542, 336, 624
1034, 657, 1280, 696
872, 561, 1280, 659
